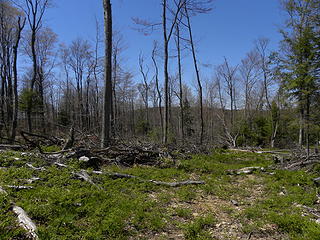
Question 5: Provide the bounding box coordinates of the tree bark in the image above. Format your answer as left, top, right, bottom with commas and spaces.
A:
101, 0, 113, 148
151, 43, 163, 138
175, 21, 184, 139
185, 6, 204, 144
11, 17, 25, 143
162, 0, 169, 144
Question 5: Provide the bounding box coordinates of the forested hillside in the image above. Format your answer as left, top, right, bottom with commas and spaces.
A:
0, 0, 318, 149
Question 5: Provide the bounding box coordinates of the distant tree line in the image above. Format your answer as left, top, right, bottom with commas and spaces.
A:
0, 0, 319, 150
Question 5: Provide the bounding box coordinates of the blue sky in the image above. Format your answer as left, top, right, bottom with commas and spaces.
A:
45, 0, 286, 83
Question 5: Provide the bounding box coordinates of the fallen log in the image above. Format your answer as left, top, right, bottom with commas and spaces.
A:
229, 148, 258, 153
54, 162, 69, 168
26, 163, 45, 171
73, 170, 102, 189
91, 170, 205, 187
23, 177, 41, 184
229, 148, 290, 155
0, 144, 24, 150
0, 186, 7, 195
5, 185, 34, 190
227, 166, 265, 175
92, 171, 137, 179
148, 180, 205, 187
20, 131, 43, 153
20, 131, 61, 146
314, 177, 320, 186
286, 160, 320, 169
294, 203, 320, 218
13, 206, 38, 240
43, 149, 70, 155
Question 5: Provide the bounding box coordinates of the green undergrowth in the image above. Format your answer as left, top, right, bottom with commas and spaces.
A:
242, 169, 320, 239
0, 149, 319, 239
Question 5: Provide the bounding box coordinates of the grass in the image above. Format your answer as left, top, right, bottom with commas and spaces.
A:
0, 149, 319, 239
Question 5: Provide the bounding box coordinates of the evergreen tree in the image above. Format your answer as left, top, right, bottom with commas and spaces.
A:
277, 0, 319, 151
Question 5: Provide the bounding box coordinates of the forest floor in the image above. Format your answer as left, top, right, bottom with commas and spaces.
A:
0, 149, 320, 240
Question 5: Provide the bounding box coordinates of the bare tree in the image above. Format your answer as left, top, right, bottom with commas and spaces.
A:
175, 14, 184, 139
255, 38, 279, 148
14, 0, 51, 132
138, 53, 150, 124
67, 38, 92, 130
216, 58, 239, 147
183, 4, 204, 144
175, 0, 213, 144
0, 1, 25, 142
11, 14, 26, 142
162, 0, 184, 144
151, 41, 163, 137
239, 50, 260, 122
23, 27, 57, 133
101, 0, 113, 147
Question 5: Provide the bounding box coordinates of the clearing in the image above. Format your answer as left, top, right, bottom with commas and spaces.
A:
0, 149, 319, 239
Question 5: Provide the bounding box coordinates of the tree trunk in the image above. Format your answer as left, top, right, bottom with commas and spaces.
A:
299, 104, 304, 147
162, 0, 169, 144
27, 29, 38, 133
175, 22, 184, 139
151, 44, 163, 138
101, 0, 113, 148
185, 6, 204, 145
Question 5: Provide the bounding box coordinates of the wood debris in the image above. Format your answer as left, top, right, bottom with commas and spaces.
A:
54, 162, 69, 168
281, 149, 320, 170
227, 167, 265, 175
73, 170, 102, 189
13, 206, 38, 240
23, 177, 41, 184
5, 185, 34, 190
314, 177, 320, 186
0, 186, 7, 195
92, 170, 205, 187
26, 163, 45, 171
0, 144, 24, 150
148, 179, 205, 187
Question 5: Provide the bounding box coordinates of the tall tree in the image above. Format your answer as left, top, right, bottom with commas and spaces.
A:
0, 1, 25, 142
11, 13, 26, 142
151, 41, 163, 138
66, 38, 92, 130
101, 0, 113, 147
175, 14, 184, 139
278, 0, 319, 153
216, 58, 239, 147
183, 3, 204, 144
162, 0, 184, 144
15, 0, 51, 132
180, 0, 213, 144
138, 53, 150, 124
23, 27, 57, 133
